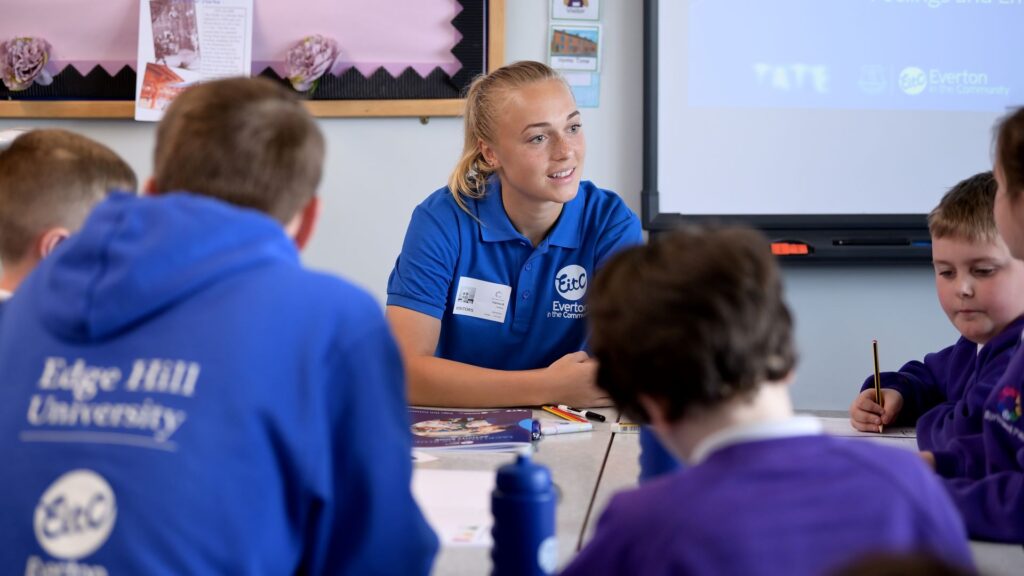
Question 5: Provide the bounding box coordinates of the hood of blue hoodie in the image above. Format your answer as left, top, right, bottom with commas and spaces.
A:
31, 192, 299, 341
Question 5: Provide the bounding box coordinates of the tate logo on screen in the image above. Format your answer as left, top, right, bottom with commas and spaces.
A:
899, 67, 927, 95
34, 469, 117, 560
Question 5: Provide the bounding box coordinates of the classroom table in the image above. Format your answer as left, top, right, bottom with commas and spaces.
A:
415, 409, 1024, 575
412, 407, 616, 575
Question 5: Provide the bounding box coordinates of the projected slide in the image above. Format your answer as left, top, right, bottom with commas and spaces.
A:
656, 0, 1024, 217
686, 0, 1020, 112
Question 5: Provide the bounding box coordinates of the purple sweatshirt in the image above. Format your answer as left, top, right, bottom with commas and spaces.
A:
943, 342, 1024, 543
563, 434, 972, 576
860, 316, 1024, 477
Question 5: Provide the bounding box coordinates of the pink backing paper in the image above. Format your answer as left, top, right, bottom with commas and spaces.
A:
1, 0, 462, 78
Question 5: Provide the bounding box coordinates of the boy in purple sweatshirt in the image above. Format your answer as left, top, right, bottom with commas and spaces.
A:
562, 228, 973, 576
849, 172, 1024, 478
940, 107, 1024, 543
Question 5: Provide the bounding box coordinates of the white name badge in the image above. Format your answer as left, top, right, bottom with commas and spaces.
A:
452, 276, 510, 324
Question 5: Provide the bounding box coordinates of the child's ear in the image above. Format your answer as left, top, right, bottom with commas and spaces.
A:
638, 395, 670, 430
37, 227, 70, 259
143, 178, 158, 196
289, 197, 320, 251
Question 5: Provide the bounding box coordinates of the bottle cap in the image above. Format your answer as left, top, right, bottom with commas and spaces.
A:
496, 454, 552, 494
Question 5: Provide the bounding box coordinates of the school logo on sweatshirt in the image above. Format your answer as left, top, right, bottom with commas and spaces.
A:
33, 469, 117, 561
995, 385, 1022, 424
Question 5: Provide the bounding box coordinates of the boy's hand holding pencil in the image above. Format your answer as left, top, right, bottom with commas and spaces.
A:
848, 340, 905, 433
848, 388, 904, 433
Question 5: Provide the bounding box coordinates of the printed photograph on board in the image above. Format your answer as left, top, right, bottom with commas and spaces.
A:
549, 25, 600, 72
150, 0, 201, 70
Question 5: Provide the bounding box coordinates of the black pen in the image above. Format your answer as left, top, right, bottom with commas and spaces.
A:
557, 404, 607, 422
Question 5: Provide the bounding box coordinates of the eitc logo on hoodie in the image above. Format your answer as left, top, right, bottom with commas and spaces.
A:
28, 469, 115, 573
34, 470, 116, 559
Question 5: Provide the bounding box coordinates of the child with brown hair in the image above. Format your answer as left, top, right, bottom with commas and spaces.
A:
563, 227, 972, 575
848, 171, 1024, 480
935, 106, 1024, 543
0, 128, 137, 298
0, 78, 436, 573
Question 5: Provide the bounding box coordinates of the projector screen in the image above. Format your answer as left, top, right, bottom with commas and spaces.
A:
643, 0, 1023, 260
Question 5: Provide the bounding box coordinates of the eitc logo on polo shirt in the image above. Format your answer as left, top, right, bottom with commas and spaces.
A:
555, 265, 587, 301
549, 265, 588, 319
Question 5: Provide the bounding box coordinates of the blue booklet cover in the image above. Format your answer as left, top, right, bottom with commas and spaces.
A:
410, 408, 534, 452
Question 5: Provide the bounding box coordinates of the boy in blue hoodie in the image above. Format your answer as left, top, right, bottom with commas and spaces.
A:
849, 172, 1024, 478
0, 129, 136, 299
0, 78, 437, 574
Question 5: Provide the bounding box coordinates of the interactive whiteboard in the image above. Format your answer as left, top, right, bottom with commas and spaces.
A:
643, 0, 1023, 260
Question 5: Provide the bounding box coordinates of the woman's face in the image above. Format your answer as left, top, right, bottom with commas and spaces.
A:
994, 159, 1024, 260
480, 79, 586, 209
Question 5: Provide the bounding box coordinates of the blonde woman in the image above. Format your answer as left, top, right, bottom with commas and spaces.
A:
387, 61, 641, 408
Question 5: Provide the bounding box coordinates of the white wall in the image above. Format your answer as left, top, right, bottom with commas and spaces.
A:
0, 0, 956, 409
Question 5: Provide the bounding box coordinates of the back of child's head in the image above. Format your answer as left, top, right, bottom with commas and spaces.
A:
153, 76, 325, 224
996, 107, 1024, 202
927, 171, 998, 242
0, 129, 137, 264
589, 226, 797, 423
448, 60, 569, 210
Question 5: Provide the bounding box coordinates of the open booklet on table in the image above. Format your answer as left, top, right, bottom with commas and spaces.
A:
409, 408, 535, 452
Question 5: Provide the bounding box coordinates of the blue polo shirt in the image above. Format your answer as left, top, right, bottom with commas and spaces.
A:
387, 179, 642, 371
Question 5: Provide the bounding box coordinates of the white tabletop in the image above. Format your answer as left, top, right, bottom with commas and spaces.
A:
413, 407, 616, 575
415, 408, 1024, 574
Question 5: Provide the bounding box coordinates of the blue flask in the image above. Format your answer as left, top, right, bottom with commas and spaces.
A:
491, 454, 558, 575
639, 426, 681, 482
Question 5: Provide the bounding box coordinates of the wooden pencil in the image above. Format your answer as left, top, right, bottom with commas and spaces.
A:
873, 339, 884, 434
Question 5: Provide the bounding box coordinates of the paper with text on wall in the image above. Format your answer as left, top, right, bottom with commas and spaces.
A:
135, 0, 253, 122
452, 276, 510, 323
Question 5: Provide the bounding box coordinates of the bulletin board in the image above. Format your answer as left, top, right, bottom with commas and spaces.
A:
0, 0, 504, 118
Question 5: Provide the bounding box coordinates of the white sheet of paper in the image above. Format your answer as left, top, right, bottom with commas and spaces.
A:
816, 416, 916, 438
452, 277, 510, 324
412, 468, 495, 548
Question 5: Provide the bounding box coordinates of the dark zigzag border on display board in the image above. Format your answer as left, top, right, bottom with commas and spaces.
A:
0, 65, 136, 100
258, 66, 460, 100
0, 0, 485, 101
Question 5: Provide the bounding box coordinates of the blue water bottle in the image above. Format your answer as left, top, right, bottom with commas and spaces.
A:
491, 454, 558, 575
639, 426, 681, 482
